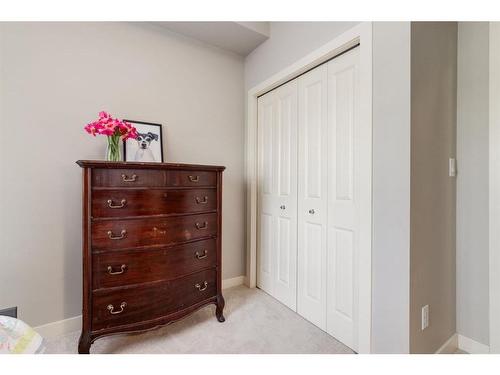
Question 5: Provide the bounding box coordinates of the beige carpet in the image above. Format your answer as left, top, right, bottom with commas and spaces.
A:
44, 285, 353, 354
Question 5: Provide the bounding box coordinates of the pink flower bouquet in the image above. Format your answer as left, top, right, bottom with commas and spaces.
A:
84, 111, 137, 161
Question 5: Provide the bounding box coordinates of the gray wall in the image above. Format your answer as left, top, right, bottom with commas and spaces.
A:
410, 22, 457, 353
456, 22, 490, 347
0, 22, 245, 327
489, 22, 500, 353
371, 22, 412, 353
244, 22, 359, 89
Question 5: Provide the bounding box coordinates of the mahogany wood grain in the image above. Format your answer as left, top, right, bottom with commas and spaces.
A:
91, 213, 217, 251
165, 170, 216, 187
92, 169, 216, 188
92, 269, 217, 331
93, 168, 167, 187
92, 188, 217, 218
77, 160, 225, 172
92, 239, 217, 289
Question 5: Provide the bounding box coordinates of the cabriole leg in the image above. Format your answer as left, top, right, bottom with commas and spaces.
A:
216, 294, 225, 322
78, 332, 91, 354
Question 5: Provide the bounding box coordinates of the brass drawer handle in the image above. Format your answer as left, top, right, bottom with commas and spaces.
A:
107, 264, 127, 275
107, 229, 126, 240
153, 227, 167, 235
195, 250, 207, 259
107, 199, 127, 209
188, 175, 200, 182
195, 221, 208, 230
121, 174, 137, 182
107, 302, 127, 315
195, 281, 208, 291
195, 196, 208, 204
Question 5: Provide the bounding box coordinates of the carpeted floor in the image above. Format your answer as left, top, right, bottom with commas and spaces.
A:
44, 285, 354, 354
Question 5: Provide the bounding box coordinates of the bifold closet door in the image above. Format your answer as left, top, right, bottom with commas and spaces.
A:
257, 46, 365, 352
326, 47, 361, 350
257, 80, 298, 310
297, 64, 328, 330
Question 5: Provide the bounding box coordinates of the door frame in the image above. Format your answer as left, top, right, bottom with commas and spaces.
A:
245, 22, 373, 353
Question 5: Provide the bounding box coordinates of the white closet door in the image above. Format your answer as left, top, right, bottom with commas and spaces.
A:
257, 91, 276, 294
257, 81, 298, 310
297, 64, 328, 329
326, 47, 360, 350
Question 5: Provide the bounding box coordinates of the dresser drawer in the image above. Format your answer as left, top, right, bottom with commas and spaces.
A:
92, 188, 217, 218
92, 239, 217, 289
166, 170, 216, 187
92, 268, 217, 331
92, 213, 217, 251
93, 168, 166, 187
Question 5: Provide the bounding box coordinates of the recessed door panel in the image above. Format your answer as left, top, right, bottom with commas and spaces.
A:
305, 222, 323, 301
304, 82, 323, 199
277, 217, 291, 284
297, 64, 328, 330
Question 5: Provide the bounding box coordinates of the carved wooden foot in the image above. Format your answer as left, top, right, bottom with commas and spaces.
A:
216, 294, 225, 322
78, 332, 91, 354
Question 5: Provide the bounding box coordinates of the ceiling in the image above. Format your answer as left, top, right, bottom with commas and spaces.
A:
157, 22, 270, 56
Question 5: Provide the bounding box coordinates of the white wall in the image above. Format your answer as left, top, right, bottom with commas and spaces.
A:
0, 22, 245, 327
371, 22, 411, 353
456, 22, 490, 347
244, 22, 359, 89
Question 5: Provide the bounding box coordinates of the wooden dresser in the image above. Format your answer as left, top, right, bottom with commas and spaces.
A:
76, 160, 225, 354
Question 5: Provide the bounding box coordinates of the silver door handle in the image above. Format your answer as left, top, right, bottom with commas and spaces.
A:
308, 209, 315, 214
280, 205, 286, 210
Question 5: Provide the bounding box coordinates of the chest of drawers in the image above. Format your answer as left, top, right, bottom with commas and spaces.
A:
76, 160, 225, 354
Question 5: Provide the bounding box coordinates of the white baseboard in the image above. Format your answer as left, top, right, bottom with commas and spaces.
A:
35, 276, 246, 339
222, 275, 245, 289
435, 333, 458, 354
458, 334, 490, 354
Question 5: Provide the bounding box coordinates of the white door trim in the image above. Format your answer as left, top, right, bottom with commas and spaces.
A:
489, 21, 500, 354
245, 22, 373, 353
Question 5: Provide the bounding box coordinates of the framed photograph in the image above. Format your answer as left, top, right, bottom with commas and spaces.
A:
123, 120, 164, 163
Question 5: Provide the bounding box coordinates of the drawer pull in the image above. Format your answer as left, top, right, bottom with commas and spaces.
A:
107, 199, 127, 209
107, 302, 127, 315
107, 229, 127, 240
195, 250, 208, 259
107, 264, 127, 275
153, 227, 167, 236
121, 174, 137, 182
195, 281, 208, 291
195, 221, 208, 230
188, 175, 200, 182
195, 196, 208, 204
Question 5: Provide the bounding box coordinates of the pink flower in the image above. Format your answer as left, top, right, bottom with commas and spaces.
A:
84, 112, 138, 140
98, 111, 110, 120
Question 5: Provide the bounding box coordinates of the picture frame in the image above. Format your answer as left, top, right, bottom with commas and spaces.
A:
123, 120, 164, 163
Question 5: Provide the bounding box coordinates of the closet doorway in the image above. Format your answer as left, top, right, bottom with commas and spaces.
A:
255, 42, 370, 352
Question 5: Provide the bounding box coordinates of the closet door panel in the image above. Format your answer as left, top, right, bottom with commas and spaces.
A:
297, 64, 328, 330
257, 93, 276, 295
326, 47, 360, 350
257, 81, 298, 310
274, 81, 298, 309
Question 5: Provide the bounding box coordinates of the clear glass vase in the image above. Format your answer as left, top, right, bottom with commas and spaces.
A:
106, 135, 122, 162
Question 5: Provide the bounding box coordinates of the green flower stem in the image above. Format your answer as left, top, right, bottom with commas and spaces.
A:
106, 135, 121, 161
